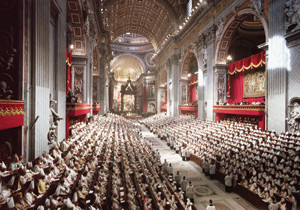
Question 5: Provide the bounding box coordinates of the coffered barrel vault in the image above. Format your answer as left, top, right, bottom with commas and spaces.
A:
101, 0, 185, 51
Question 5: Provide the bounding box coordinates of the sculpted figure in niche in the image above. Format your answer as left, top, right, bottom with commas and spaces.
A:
216, 18, 224, 41
0, 81, 13, 99
0, 48, 17, 70
250, 0, 263, 15
201, 45, 207, 67
285, 0, 300, 32
287, 101, 300, 132
48, 98, 63, 149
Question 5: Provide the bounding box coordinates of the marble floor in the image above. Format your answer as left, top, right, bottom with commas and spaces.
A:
139, 124, 258, 210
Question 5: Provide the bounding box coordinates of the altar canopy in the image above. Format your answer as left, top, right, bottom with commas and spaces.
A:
120, 80, 137, 112
227, 51, 266, 104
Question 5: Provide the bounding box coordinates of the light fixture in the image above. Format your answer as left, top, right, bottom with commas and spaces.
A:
70, 44, 74, 49
188, 73, 191, 77
226, 55, 232, 62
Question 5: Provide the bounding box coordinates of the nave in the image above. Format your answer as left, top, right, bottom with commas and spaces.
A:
139, 124, 257, 210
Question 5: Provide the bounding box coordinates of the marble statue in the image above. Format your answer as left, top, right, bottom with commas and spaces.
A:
250, 0, 263, 15
287, 101, 300, 132
0, 48, 17, 71
48, 97, 63, 149
216, 18, 224, 41
0, 81, 13, 100
285, 0, 300, 32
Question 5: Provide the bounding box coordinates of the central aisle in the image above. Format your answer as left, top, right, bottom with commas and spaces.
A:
139, 124, 257, 210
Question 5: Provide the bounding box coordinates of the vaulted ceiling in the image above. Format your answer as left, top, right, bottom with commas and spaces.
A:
100, 0, 186, 52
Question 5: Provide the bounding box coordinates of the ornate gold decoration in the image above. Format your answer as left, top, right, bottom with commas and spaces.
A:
112, 55, 143, 81
0, 106, 24, 116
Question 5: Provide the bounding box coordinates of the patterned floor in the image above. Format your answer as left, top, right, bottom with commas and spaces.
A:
140, 124, 258, 210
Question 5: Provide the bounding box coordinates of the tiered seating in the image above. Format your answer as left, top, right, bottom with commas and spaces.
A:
0, 113, 194, 209
142, 114, 300, 209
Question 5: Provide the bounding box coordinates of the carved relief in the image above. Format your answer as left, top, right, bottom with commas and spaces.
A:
0, 27, 17, 100
287, 97, 300, 133
199, 34, 208, 68
181, 85, 187, 104
0, 74, 13, 100
170, 53, 181, 66
93, 78, 98, 103
250, 0, 263, 15
148, 83, 155, 99
145, 53, 155, 68
285, 0, 300, 32
216, 18, 224, 41
74, 66, 84, 102
217, 74, 226, 104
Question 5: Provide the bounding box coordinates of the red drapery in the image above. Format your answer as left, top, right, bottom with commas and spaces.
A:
188, 75, 198, 103
227, 51, 266, 101
66, 49, 72, 95
226, 72, 265, 104
0, 100, 24, 130
165, 85, 167, 102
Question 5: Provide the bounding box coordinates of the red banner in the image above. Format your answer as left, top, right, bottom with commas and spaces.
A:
66, 49, 72, 95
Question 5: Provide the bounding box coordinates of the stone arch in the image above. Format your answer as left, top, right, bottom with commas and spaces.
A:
180, 50, 198, 79
215, 8, 269, 64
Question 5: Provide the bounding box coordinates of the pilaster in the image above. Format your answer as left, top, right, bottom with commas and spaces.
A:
267, 0, 288, 132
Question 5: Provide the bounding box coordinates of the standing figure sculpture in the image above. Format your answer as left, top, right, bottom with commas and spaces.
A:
287, 101, 300, 133
48, 96, 63, 149
285, 0, 300, 32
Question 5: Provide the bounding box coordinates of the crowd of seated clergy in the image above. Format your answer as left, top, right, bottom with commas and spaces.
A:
141, 114, 300, 209
0, 113, 194, 210
223, 115, 259, 127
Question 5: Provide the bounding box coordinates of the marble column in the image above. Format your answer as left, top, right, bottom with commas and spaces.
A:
29, 0, 66, 159
206, 32, 215, 121
193, 42, 205, 120
99, 49, 106, 115
170, 52, 181, 116
166, 60, 172, 116
105, 68, 109, 113
156, 70, 161, 113
267, 0, 288, 132
157, 87, 165, 113
86, 40, 94, 118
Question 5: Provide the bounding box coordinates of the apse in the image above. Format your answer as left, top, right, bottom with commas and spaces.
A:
111, 55, 144, 82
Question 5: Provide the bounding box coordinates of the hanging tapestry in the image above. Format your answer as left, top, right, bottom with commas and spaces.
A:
243, 68, 265, 98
